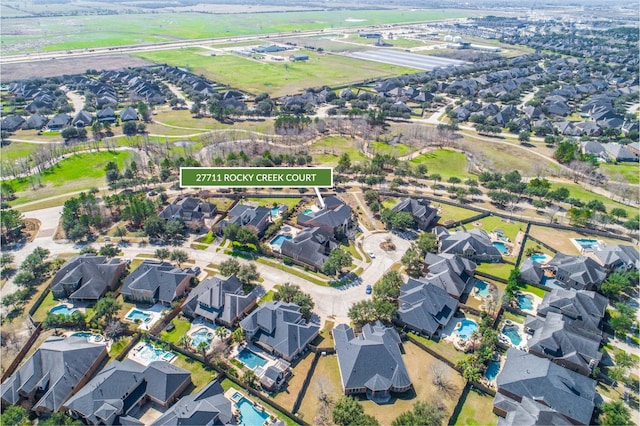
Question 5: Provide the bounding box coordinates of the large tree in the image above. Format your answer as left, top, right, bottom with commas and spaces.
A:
322, 248, 352, 277
219, 258, 241, 276
273, 282, 315, 320
332, 396, 378, 426
392, 401, 444, 426
92, 295, 122, 324
373, 271, 403, 302
237, 263, 260, 287
599, 401, 633, 426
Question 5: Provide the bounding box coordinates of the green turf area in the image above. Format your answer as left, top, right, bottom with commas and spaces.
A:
409, 149, 472, 180
2, 9, 472, 54
519, 283, 548, 298
137, 49, 417, 97
172, 353, 217, 392
31, 292, 59, 322
0, 141, 42, 163
7, 150, 132, 205
599, 162, 640, 184
370, 141, 414, 157
502, 310, 526, 324
243, 197, 301, 210
109, 336, 132, 358
547, 181, 635, 217
311, 135, 369, 164
408, 332, 469, 365
160, 317, 193, 345
452, 388, 498, 426
256, 257, 328, 286
259, 290, 275, 305
475, 216, 526, 242
475, 262, 515, 281
437, 203, 480, 223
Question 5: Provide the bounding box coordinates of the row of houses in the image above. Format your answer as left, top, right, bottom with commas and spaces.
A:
0, 107, 140, 133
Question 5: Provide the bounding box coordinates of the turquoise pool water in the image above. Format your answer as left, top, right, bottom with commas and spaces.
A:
270, 207, 280, 216
237, 348, 267, 369
237, 397, 270, 426
574, 238, 599, 249
492, 241, 509, 254
126, 309, 151, 322
474, 280, 491, 297
502, 325, 522, 346
270, 234, 292, 247
454, 319, 478, 340
530, 253, 547, 263
302, 209, 313, 215
485, 361, 500, 380
190, 328, 214, 347
517, 295, 534, 310
50, 305, 77, 316
71, 332, 93, 338
138, 343, 175, 363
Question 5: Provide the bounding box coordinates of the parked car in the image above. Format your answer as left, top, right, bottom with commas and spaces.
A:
365, 284, 372, 295
368, 251, 376, 259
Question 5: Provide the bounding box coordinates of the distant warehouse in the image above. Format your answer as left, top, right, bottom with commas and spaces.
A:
359, 31, 382, 38
290, 54, 309, 62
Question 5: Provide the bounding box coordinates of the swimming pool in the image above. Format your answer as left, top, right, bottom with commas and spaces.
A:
484, 361, 500, 380
454, 319, 479, 340
501, 324, 522, 346
126, 309, 152, 322
574, 238, 600, 249
474, 280, 491, 297
517, 294, 534, 311
237, 397, 270, 426
270, 234, 292, 248
530, 253, 548, 263
71, 332, 93, 338
50, 304, 78, 316
190, 328, 214, 348
237, 348, 268, 369
492, 241, 509, 255
270, 207, 280, 217
137, 343, 176, 363
302, 209, 313, 215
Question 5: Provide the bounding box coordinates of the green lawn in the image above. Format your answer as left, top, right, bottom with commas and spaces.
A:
31, 292, 59, 322
408, 332, 469, 365
475, 263, 515, 281
244, 197, 301, 210
600, 162, 640, 185
259, 290, 275, 305
172, 353, 217, 393
137, 49, 417, 97
501, 310, 526, 325
475, 216, 526, 242
344, 241, 363, 261
437, 203, 479, 223
310, 135, 369, 165
256, 258, 328, 286
7, 150, 132, 205
370, 141, 413, 157
452, 388, 498, 426
109, 336, 132, 359
519, 283, 548, 298
547, 182, 635, 217
0, 141, 42, 162
160, 317, 193, 345
381, 197, 398, 209
409, 149, 472, 180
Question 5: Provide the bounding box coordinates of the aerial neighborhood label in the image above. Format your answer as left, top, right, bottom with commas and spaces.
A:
180, 167, 333, 188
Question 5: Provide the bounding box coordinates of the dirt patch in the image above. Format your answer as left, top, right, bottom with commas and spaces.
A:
1, 55, 155, 83
380, 240, 396, 251
22, 218, 40, 243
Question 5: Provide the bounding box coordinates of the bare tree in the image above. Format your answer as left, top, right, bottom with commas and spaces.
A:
314, 376, 333, 426
431, 362, 456, 396
105, 320, 124, 339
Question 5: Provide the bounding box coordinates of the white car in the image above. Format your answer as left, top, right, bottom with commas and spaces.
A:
368, 251, 376, 259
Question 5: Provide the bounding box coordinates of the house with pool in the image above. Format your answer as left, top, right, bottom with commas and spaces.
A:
64, 359, 191, 425
593, 243, 640, 271
240, 301, 320, 362
333, 322, 412, 403
494, 348, 597, 425
279, 227, 338, 270
296, 195, 356, 239
535, 289, 608, 333
181, 274, 258, 327
152, 380, 234, 426
50, 254, 126, 303
423, 252, 476, 300
396, 278, 457, 338
545, 254, 607, 291
121, 260, 194, 305
215, 203, 271, 236
1, 336, 107, 417
435, 227, 502, 263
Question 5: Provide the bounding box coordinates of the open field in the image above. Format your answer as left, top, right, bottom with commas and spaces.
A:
6, 150, 132, 205
600, 162, 640, 185
0, 141, 44, 162
547, 181, 637, 218
436, 203, 479, 223
1, 10, 473, 54
310, 135, 369, 164
529, 225, 635, 255
136, 49, 418, 96
409, 149, 472, 180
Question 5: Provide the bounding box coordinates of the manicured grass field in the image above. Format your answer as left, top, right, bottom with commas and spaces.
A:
3, 9, 471, 53
452, 387, 498, 426
0, 141, 42, 162
600, 162, 640, 185
436, 203, 481, 223
475, 216, 526, 242
160, 317, 193, 345
243, 197, 301, 210
502, 310, 526, 325
409, 149, 472, 180
108, 336, 132, 359
370, 141, 414, 157
31, 292, 58, 322
172, 353, 216, 393
408, 332, 469, 365
547, 181, 635, 217
475, 262, 515, 281
311, 135, 369, 164
7, 150, 132, 205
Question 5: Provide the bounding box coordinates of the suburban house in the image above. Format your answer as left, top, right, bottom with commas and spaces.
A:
497, 396, 572, 426
0, 115, 25, 132
524, 311, 602, 376
47, 113, 72, 130
121, 260, 194, 305
96, 107, 117, 123
333, 322, 412, 403
435, 227, 502, 262
297, 196, 355, 239
279, 227, 338, 270
72, 110, 94, 128
396, 278, 457, 338
22, 113, 48, 130
593, 244, 640, 271
289, 54, 309, 61
215, 204, 271, 236
152, 380, 235, 426
1, 336, 107, 416
181, 275, 258, 327
534, 289, 608, 336
64, 360, 191, 425
545, 254, 607, 291
423, 252, 476, 299
50, 255, 126, 302
603, 143, 637, 162
391, 198, 438, 230
159, 196, 217, 230
519, 258, 545, 286
493, 348, 597, 425
240, 301, 320, 362
119, 107, 139, 122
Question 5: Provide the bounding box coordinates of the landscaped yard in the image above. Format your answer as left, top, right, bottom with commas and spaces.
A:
31, 291, 59, 322
408, 332, 469, 366
259, 290, 275, 305
256, 257, 328, 286
310, 136, 369, 165
108, 336, 132, 359
436, 203, 479, 223
159, 317, 192, 345
529, 225, 632, 255
519, 283, 547, 298
452, 387, 498, 426
475, 262, 515, 281
370, 141, 414, 157
475, 216, 526, 242
361, 341, 465, 424
600, 162, 640, 185
297, 353, 343, 424
272, 351, 315, 411
501, 310, 526, 325
172, 353, 216, 393
243, 197, 301, 210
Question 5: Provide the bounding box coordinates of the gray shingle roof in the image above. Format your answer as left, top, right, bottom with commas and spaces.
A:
280, 227, 337, 269
594, 244, 640, 270
519, 258, 544, 285
159, 197, 217, 222
240, 302, 319, 360
537, 289, 607, 334
497, 396, 572, 426
333, 322, 411, 394
495, 348, 596, 425
547, 254, 606, 290
398, 278, 457, 335
1, 336, 107, 413
182, 275, 257, 325
121, 261, 193, 304
391, 198, 437, 229
424, 253, 476, 298
438, 228, 502, 259
50, 255, 125, 301
64, 360, 190, 424
152, 380, 235, 426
